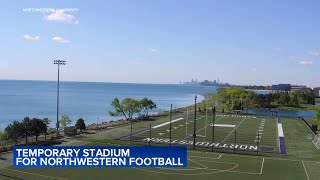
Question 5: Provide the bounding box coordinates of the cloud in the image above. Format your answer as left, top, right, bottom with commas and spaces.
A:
52, 36, 70, 43
308, 50, 320, 57
274, 47, 282, 52
299, 60, 313, 65
44, 10, 77, 24
148, 48, 159, 53
23, 34, 40, 41
251, 67, 257, 72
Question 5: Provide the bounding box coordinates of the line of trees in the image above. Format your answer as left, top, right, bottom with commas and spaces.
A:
4, 117, 49, 145
109, 97, 157, 120
233, 85, 272, 90
1, 116, 87, 144
218, 88, 315, 110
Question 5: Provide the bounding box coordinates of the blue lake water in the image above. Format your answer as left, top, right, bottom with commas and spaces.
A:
0, 80, 315, 131
245, 109, 315, 119
0, 80, 218, 130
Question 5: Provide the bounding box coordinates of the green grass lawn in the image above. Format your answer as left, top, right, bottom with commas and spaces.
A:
0, 111, 319, 180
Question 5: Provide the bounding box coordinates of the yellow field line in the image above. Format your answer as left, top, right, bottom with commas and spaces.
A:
3, 168, 68, 180
302, 161, 310, 180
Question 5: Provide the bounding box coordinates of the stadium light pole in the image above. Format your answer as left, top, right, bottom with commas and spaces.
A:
193, 95, 197, 149
53, 60, 66, 138
169, 104, 172, 145
212, 106, 216, 152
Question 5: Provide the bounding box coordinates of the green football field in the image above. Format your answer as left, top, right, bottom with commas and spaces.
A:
0, 112, 319, 180
121, 111, 278, 154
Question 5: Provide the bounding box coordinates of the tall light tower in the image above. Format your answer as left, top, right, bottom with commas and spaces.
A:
54, 60, 66, 138
193, 95, 197, 149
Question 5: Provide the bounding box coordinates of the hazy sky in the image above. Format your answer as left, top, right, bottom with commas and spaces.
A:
1, 0, 319, 87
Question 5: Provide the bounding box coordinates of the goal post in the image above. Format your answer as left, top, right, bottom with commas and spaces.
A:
196, 106, 208, 138
185, 106, 208, 137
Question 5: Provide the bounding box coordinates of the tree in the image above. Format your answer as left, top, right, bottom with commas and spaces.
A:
109, 98, 142, 120
22, 117, 31, 143
59, 115, 72, 129
75, 118, 86, 133
5, 121, 23, 145
316, 110, 320, 129
277, 92, 290, 105
42, 118, 51, 140
109, 98, 128, 119
140, 98, 157, 118
0, 131, 8, 141
290, 93, 299, 107
30, 118, 47, 142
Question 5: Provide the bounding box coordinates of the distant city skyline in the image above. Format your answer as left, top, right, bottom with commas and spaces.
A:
1, 1, 320, 87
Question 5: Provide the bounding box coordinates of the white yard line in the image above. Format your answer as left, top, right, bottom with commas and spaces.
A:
260, 158, 265, 175
302, 161, 310, 180
277, 123, 284, 137
152, 118, 184, 129
211, 124, 236, 128
221, 117, 246, 143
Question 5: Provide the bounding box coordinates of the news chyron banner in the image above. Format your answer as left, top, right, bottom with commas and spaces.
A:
13, 146, 187, 168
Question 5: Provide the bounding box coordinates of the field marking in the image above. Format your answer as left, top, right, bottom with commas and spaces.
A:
135, 159, 239, 175
210, 124, 236, 128
298, 119, 319, 149
183, 116, 225, 140
227, 170, 260, 175
188, 158, 208, 169
152, 118, 184, 129
188, 151, 222, 158
2, 168, 68, 180
260, 158, 265, 175
191, 159, 238, 165
302, 161, 310, 180
189, 155, 222, 160
221, 117, 246, 143
201, 151, 320, 164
